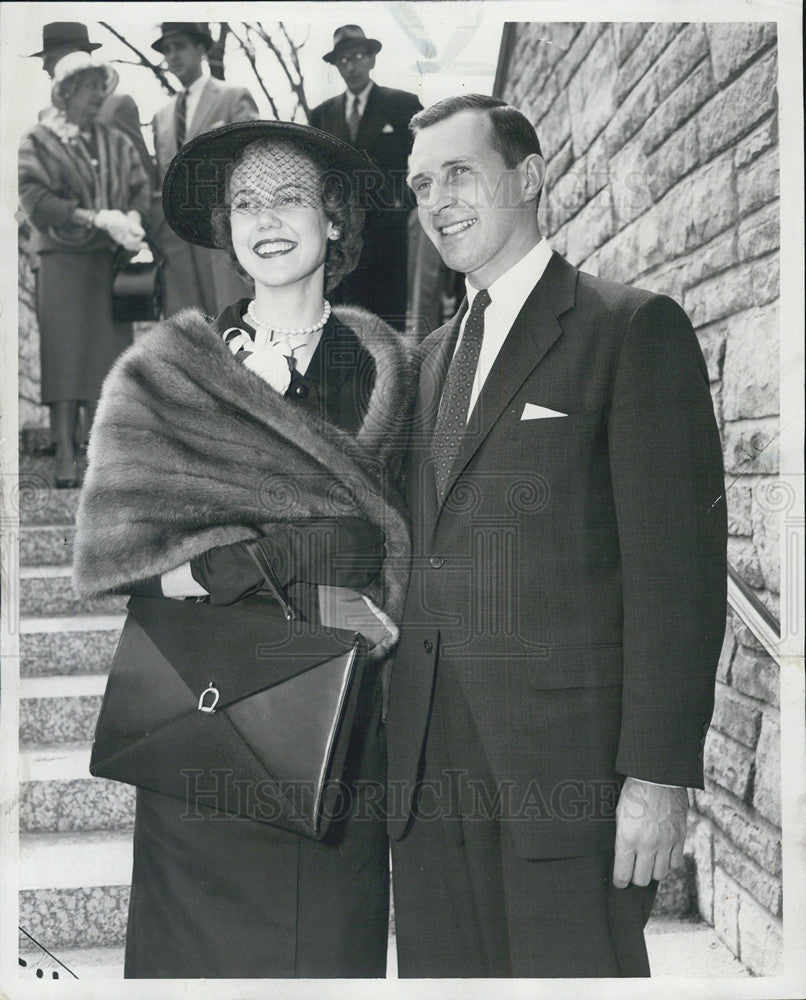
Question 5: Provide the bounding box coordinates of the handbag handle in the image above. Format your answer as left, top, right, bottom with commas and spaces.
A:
243, 542, 296, 621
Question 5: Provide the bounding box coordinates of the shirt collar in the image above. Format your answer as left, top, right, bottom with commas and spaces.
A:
345, 81, 374, 113
465, 238, 553, 310
183, 68, 209, 96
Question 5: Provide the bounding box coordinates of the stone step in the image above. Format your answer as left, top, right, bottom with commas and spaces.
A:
20, 745, 135, 834
20, 829, 133, 891
21, 615, 124, 677
16, 478, 80, 526
644, 918, 749, 976
17, 945, 125, 982
20, 566, 125, 617
18, 449, 88, 479
19, 885, 130, 952
20, 524, 76, 566
19, 831, 132, 951
20, 674, 107, 746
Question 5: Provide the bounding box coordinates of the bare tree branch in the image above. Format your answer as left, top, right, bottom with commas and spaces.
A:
228, 24, 280, 119
252, 22, 309, 121
207, 23, 228, 81
99, 21, 176, 94
279, 21, 310, 120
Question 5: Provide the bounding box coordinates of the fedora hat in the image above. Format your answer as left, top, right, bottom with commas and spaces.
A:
29, 22, 102, 58
162, 120, 382, 248
322, 25, 382, 64
152, 22, 214, 54
50, 51, 119, 110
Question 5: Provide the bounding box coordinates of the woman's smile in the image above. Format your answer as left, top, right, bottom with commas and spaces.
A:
252, 237, 298, 258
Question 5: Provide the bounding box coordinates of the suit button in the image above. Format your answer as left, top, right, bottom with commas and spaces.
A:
429, 555, 444, 569
294, 383, 310, 398
423, 639, 433, 654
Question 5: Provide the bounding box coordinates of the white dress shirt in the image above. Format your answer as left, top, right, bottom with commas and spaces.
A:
344, 81, 374, 126
455, 238, 554, 421
179, 69, 210, 135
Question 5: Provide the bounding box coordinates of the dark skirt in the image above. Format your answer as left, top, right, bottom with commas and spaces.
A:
123, 664, 390, 978
36, 250, 132, 405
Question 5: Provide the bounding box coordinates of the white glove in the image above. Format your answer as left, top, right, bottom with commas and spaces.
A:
119, 213, 146, 252
95, 209, 146, 251
94, 209, 132, 243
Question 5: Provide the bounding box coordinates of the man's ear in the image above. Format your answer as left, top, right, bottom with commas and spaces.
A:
521, 154, 546, 203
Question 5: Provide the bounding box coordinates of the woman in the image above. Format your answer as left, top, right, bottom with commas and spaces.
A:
19, 51, 149, 486
73, 121, 417, 977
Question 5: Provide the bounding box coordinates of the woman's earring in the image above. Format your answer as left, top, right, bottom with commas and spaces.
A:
329, 228, 340, 241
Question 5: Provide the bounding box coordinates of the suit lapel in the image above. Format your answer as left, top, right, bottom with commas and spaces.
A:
187, 78, 216, 140
330, 95, 351, 143
161, 102, 178, 165
355, 85, 386, 150
435, 253, 578, 523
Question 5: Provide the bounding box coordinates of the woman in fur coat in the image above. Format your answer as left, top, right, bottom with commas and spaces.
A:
73, 121, 418, 978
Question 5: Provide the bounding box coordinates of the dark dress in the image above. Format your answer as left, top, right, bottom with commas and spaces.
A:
37, 250, 133, 405
123, 304, 389, 978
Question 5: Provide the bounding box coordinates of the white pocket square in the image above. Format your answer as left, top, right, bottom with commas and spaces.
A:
521, 403, 568, 420
382, 123, 395, 133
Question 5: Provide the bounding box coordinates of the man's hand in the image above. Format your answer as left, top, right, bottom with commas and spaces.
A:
612, 777, 688, 888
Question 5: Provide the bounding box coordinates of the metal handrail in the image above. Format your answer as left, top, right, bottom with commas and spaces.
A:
727, 564, 782, 667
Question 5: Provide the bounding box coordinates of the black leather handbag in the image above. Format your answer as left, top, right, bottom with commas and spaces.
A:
112, 242, 164, 323
90, 593, 367, 840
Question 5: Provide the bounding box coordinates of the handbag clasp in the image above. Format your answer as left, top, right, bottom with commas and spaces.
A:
198, 682, 220, 713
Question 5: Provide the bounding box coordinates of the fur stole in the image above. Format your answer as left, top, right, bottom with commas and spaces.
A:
73, 305, 418, 631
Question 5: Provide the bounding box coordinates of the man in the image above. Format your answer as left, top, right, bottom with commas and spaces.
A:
150, 22, 258, 316
30, 21, 155, 185
385, 95, 727, 978
310, 25, 422, 331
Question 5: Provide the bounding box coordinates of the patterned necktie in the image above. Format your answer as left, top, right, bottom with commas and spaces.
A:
346, 95, 361, 141
431, 288, 491, 505
175, 89, 189, 147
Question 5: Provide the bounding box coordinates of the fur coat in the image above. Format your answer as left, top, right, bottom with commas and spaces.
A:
73, 305, 418, 653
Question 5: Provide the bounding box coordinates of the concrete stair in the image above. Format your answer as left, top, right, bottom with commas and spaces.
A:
18, 452, 134, 974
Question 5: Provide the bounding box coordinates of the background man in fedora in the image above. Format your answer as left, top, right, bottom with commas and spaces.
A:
150, 22, 258, 316
310, 25, 422, 331
385, 95, 726, 977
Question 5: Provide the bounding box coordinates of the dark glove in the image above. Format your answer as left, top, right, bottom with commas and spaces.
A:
124, 574, 163, 598
189, 518, 385, 606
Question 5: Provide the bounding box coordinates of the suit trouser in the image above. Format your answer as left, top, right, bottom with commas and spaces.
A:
390, 659, 657, 978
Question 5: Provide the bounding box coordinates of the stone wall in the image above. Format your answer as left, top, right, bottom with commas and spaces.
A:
19, 226, 45, 431
497, 21, 781, 973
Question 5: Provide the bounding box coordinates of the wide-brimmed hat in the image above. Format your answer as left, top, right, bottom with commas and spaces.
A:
152, 22, 214, 54
322, 25, 382, 64
162, 120, 382, 248
29, 22, 101, 58
50, 52, 119, 110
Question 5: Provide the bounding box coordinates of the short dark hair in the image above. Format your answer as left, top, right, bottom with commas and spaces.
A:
410, 94, 543, 168
210, 148, 365, 294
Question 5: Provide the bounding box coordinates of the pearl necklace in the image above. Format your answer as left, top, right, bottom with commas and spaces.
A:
245, 299, 331, 338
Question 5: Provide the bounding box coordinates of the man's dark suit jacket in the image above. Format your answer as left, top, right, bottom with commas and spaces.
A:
310, 84, 423, 327
385, 251, 727, 859
310, 84, 421, 210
